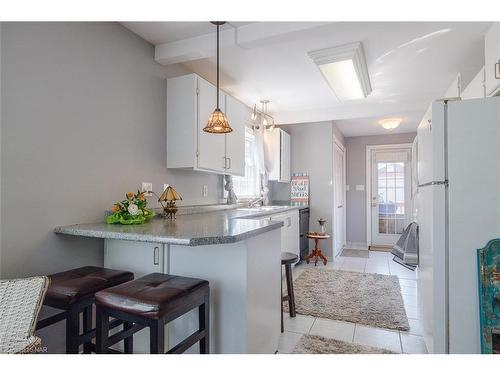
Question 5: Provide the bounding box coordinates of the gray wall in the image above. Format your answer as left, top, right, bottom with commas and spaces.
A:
345, 132, 416, 245
0, 22, 225, 351
270, 121, 344, 258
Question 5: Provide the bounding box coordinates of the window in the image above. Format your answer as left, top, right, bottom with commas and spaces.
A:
377, 162, 405, 234
232, 128, 261, 199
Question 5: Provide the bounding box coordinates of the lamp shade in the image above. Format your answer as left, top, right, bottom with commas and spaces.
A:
159, 185, 182, 202
203, 108, 233, 134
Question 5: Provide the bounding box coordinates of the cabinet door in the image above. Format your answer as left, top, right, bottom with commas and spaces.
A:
197, 78, 227, 173
485, 23, 500, 96
104, 239, 163, 278
280, 131, 291, 182
224, 95, 246, 176
266, 129, 281, 181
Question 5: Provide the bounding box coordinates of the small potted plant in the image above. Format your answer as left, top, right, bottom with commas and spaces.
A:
105, 191, 155, 225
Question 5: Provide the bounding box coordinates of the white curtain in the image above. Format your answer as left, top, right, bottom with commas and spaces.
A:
253, 118, 273, 205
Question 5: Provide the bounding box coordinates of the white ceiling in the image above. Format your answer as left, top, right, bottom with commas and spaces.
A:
122, 22, 490, 137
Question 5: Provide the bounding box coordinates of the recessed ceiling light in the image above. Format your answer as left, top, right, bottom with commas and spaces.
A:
308, 42, 372, 101
379, 118, 402, 130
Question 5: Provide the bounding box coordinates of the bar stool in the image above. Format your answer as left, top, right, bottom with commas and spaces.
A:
281, 252, 298, 333
95, 273, 210, 354
36, 266, 134, 353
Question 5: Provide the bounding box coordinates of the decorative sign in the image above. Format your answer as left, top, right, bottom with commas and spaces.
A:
291, 173, 309, 206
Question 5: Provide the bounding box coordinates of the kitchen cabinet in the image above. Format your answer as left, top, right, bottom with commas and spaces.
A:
224, 94, 247, 175
266, 128, 291, 183
485, 23, 500, 97
104, 240, 164, 277
270, 209, 299, 258
166, 73, 245, 176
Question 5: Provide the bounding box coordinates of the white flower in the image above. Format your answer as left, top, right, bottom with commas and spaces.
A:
128, 204, 139, 216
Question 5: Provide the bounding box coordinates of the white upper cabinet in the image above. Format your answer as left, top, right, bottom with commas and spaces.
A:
485, 23, 500, 96
266, 128, 291, 183
166, 73, 246, 176
197, 77, 226, 172
224, 94, 246, 176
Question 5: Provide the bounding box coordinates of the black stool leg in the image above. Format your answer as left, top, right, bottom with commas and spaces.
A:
199, 294, 210, 354
281, 269, 284, 333
95, 307, 109, 354
124, 322, 134, 354
66, 306, 80, 354
82, 305, 93, 354
150, 320, 165, 354
285, 264, 296, 317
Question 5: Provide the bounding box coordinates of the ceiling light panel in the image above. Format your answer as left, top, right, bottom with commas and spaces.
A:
308, 42, 372, 101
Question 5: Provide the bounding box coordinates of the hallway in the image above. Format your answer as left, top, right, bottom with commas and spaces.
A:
278, 251, 426, 354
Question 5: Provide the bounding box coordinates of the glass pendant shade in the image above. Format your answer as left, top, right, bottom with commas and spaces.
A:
203, 108, 232, 133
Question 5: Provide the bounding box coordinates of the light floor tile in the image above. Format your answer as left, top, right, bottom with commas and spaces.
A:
283, 313, 316, 334
353, 325, 402, 353
390, 266, 417, 280
340, 263, 366, 273
407, 318, 423, 336
309, 318, 355, 342
400, 285, 417, 297
402, 293, 418, 307
398, 278, 418, 287
365, 263, 390, 275
404, 305, 420, 319
400, 333, 428, 354
278, 331, 303, 354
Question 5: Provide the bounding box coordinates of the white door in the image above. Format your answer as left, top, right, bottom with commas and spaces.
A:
197, 78, 226, 173
370, 148, 411, 246
333, 141, 345, 257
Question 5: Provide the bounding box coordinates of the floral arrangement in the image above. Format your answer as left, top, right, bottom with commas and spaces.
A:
105, 191, 155, 225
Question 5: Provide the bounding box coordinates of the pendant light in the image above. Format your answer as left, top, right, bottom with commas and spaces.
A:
203, 21, 233, 134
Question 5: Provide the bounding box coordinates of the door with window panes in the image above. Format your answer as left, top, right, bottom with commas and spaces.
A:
370, 148, 411, 246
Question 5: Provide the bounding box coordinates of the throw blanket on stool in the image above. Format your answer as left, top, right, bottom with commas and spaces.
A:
391, 222, 418, 270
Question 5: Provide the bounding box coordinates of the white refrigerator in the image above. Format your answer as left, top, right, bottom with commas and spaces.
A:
416, 96, 500, 354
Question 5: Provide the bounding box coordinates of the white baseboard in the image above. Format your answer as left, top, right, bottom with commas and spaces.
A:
344, 242, 369, 251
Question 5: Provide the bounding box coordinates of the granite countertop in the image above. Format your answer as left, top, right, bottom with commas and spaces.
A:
54, 205, 300, 246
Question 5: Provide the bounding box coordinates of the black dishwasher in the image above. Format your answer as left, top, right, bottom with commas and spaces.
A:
298, 207, 310, 261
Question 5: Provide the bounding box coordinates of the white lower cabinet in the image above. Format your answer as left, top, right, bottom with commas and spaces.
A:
270, 210, 299, 257
104, 239, 167, 354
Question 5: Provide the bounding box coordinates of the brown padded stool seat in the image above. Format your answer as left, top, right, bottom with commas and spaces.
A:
47, 266, 134, 306
95, 273, 209, 320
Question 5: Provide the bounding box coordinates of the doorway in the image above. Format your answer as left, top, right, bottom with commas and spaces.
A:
366, 144, 412, 248
333, 139, 346, 257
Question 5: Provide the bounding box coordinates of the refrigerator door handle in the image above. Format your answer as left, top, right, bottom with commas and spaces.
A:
418, 180, 448, 188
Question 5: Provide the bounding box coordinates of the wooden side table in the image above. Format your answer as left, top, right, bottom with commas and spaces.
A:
305, 233, 330, 266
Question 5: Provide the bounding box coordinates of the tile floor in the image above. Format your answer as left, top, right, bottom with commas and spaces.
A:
278, 250, 427, 354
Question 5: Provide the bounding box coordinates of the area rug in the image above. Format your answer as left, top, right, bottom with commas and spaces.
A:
287, 268, 409, 331
340, 249, 369, 258
292, 334, 395, 354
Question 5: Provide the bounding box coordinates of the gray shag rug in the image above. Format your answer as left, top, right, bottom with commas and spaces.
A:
288, 268, 409, 331
293, 334, 395, 354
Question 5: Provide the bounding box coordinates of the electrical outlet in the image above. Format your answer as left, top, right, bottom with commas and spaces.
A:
202, 185, 208, 197
141, 182, 153, 196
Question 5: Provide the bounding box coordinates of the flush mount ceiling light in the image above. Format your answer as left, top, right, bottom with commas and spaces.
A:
203, 21, 232, 134
379, 118, 402, 130
308, 42, 372, 101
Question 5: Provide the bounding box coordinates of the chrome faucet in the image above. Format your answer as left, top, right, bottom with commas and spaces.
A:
248, 196, 264, 208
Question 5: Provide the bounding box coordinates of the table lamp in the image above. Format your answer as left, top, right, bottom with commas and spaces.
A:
158, 185, 182, 219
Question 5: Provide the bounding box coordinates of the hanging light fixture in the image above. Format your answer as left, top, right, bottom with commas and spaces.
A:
203, 21, 233, 134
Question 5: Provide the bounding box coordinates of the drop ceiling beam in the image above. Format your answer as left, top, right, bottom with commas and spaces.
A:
155, 22, 331, 65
